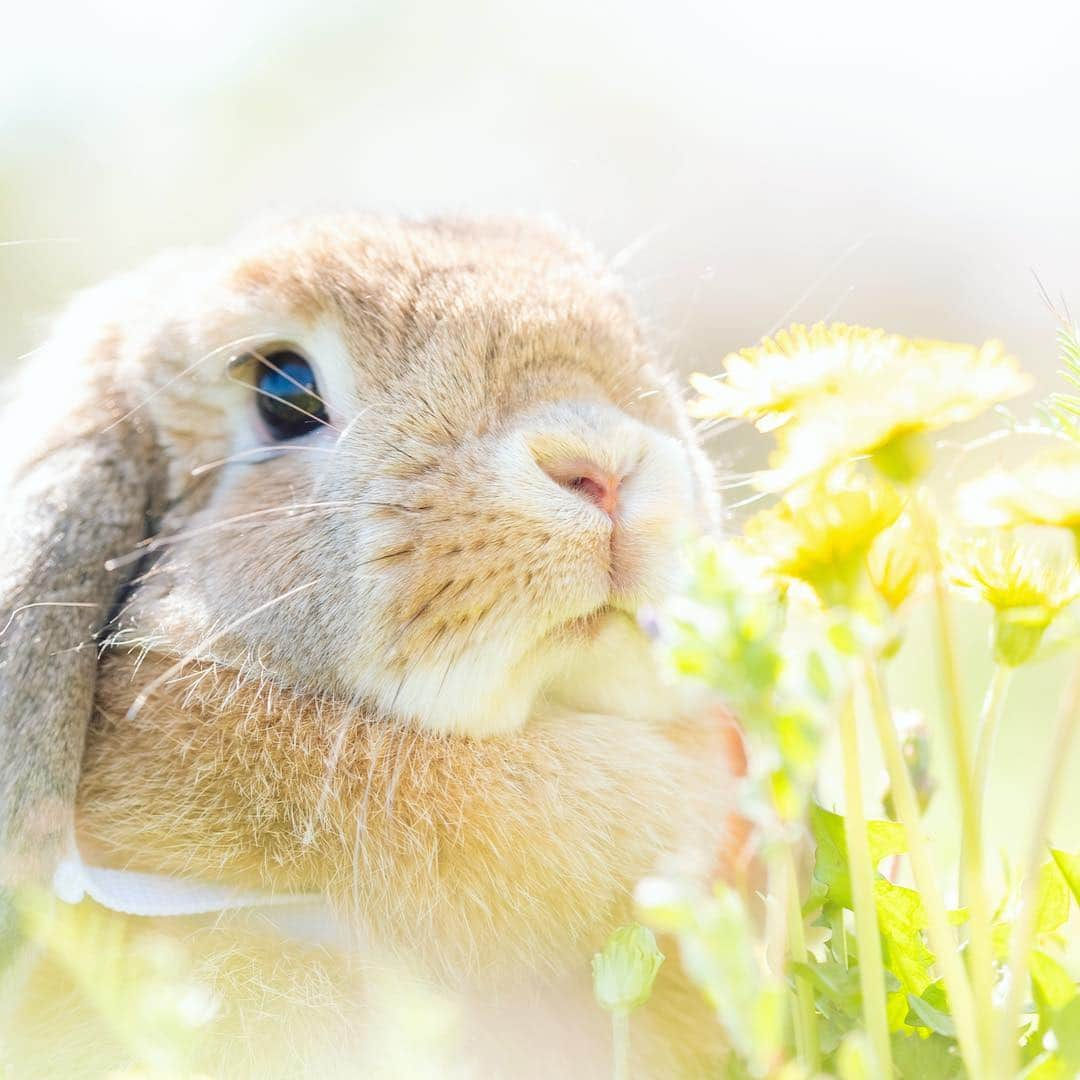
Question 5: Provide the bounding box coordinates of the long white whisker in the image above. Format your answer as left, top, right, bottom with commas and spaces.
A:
125, 579, 320, 721
0, 237, 78, 248
334, 403, 375, 447
714, 474, 759, 491
227, 366, 340, 433
765, 233, 872, 335
104, 501, 353, 570
103, 333, 281, 432
250, 350, 335, 415
190, 445, 338, 477
725, 489, 771, 511
0, 601, 100, 638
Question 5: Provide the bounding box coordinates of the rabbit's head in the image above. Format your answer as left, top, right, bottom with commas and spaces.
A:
0, 216, 715, 886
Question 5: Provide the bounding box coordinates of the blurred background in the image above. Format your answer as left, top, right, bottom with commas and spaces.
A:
3, 0, 1078, 863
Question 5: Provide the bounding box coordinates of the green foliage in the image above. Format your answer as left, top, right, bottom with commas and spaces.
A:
634, 316, 1080, 1079
1046, 323, 1080, 442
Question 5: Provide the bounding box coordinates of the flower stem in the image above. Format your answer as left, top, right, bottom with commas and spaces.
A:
612, 1009, 630, 1080
968, 662, 1013, 889
784, 846, 821, 1071
861, 654, 983, 1078
999, 659, 1080, 1080
838, 690, 893, 1078
917, 496, 996, 1069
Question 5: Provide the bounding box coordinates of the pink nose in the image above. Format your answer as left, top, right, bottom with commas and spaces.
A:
543, 461, 622, 517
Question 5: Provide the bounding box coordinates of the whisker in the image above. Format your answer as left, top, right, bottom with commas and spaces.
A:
725, 489, 771, 512
700, 421, 742, 443
714, 474, 759, 491
0, 600, 101, 638
125, 579, 321, 721
229, 368, 341, 434
190, 445, 338, 477
104, 502, 353, 570
765, 233, 872, 336
0, 237, 78, 248
333, 403, 375, 449
104, 333, 282, 432
609, 225, 664, 272
250, 349, 336, 415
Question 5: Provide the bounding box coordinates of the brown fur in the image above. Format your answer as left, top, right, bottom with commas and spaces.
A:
2, 215, 734, 1075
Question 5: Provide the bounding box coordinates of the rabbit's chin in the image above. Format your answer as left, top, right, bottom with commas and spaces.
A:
365, 606, 669, 738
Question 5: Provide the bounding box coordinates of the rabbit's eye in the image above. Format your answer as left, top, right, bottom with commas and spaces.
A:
252, 351, 329, 440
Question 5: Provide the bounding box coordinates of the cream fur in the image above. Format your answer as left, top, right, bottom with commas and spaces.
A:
2, 215, 736, 1076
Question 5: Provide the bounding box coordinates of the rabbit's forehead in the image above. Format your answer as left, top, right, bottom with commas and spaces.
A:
218, 250, 660, 424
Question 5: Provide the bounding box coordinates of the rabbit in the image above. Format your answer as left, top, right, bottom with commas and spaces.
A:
0, 215, 745, 1077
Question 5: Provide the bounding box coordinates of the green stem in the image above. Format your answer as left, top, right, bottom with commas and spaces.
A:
784, 846, 821, 1071
968, 663, 1013, 887
838, 691, 893, 1078
612, 1008, 630, 1080
861, 655, 983, 1079
999, 660, 1080, 1079
917, 497, 996, 1071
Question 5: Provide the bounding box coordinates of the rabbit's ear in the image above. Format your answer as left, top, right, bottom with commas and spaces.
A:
0, 348, 164, 896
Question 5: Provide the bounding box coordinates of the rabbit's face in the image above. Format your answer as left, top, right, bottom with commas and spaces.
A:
113, 218, 708, 736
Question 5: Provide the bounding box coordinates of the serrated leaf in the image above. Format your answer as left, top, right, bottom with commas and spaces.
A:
875, 878, 935, 996
810, 804, 906, 909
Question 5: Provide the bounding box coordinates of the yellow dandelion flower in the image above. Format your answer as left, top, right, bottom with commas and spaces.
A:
949, 531, 1080, 665
957, 451, 1080, 553
761, 337, 1030, 489
746, 471, 903, 608
689, 323, 891, 431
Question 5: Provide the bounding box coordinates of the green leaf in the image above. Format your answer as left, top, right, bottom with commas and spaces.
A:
1030, 949, 1077, 1016
875, 878, 935, 997
905, 991, 957, 1037
1020, 1052, 1070, 1080
1037, 859, 1071, 937
836, 1032, 874, 1080
1053, 996, 1080, 1068
891, 1032, 964, 1080
810, 804, 906, 909
1050, 849, 1080, 907
790, 958, 861, 1015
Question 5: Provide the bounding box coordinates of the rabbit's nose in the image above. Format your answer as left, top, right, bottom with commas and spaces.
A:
541, 459, 622, 517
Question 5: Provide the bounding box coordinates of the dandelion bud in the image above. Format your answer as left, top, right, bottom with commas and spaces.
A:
591, 924, 665, 1014
882, 710, 935, 818
868, 514, 925, 612
949, 532, 1079, 668
992, 608, 1051, 668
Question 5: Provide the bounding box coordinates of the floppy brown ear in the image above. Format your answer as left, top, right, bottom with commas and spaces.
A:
0, 348, 163, 914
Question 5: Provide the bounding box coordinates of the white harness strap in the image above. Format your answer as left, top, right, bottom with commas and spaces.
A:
53, 848, 322, 918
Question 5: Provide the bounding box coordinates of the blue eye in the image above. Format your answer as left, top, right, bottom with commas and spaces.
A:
252, 351, 328, 440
